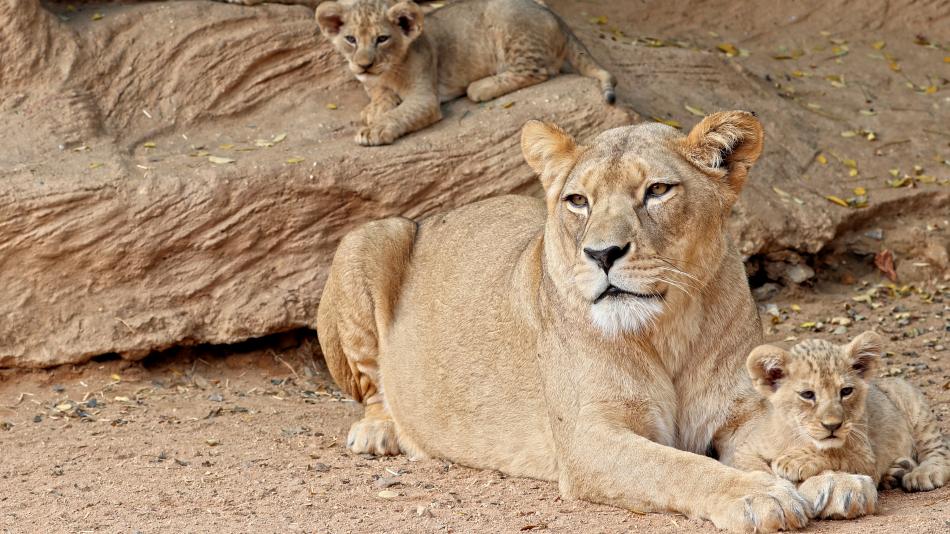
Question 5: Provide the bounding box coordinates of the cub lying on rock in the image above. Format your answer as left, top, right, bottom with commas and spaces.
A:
733, 331, 949, 493
315, 0, 616, 145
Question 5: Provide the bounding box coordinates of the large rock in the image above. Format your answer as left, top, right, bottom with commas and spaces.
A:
1, 0, 947, 368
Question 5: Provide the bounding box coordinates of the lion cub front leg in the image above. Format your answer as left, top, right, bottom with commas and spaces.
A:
773, 447, 834, 483
361, 87, 401, 126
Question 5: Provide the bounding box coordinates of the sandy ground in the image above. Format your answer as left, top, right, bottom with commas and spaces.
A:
1, 257, 948, 533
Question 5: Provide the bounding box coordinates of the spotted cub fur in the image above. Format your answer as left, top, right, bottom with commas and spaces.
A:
315, 0, 616, 145
732, 331, 949, 492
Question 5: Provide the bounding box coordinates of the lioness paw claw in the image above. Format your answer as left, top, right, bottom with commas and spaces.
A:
797, 472, 876, 519
710, 477, 809, 533
347, 416, 401, 456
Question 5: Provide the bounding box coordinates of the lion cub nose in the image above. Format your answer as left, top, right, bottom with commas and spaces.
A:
584, 243, 630, 273
356, 59, 375, 70
822, 421, 842, 432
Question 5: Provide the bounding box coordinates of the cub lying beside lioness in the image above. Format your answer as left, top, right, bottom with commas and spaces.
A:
733, 332, 949, 493
315, 0, 616, 145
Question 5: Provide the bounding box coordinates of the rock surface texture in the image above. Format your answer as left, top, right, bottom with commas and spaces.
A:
1, 0, 947, 367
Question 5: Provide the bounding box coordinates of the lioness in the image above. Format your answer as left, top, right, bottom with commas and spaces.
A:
736, 332, 949, 492
317, 112, 877, 531
315, 0, 616, 145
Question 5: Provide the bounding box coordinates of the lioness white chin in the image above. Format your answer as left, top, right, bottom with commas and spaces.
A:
317, 111, 877, 532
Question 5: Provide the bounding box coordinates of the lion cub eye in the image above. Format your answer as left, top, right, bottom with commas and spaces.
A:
798, 390, 815, 401
645, 182, 673, 200
376, 35, 390, 44
344, 35, 357, 45
840, 387, 854, 398
564, 194, 588, 210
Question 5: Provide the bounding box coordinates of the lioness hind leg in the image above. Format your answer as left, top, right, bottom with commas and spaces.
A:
466, 70, 551, 103
317, 217, 418, 456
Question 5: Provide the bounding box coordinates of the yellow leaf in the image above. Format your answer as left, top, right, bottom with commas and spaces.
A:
816, 153, 828, 164
502, 101, 515, 109
91, 13, 103, 20
859, 109, 877, 116
378, 490, 399, 499
944, 56, 950, 63
326, 103, 338, 110
917, 175, 937, 184
589, 15, 608, 25
791, 304, 802, 312
825, 195, 849, 207
285, 157, 305, 164
889, 168, 899, 177
208, 156, 235, 165
273, 133, 287, 143
848, 168, 859, 177
56, 403, 73, 412
887, 177, 912, 188
888, 61, 901, 72
800, 322, 817, 328
684, 104, 705, 117
206, 438, 220, 446
717, 43, 739, 57
853, 186, 866, 196
924, 85, 938, 94
114, 396, 131, 402
840, 130, 857, 138
871, 41, 886, 50
142, 142, 156, 149
88, 162, 104, 169
866, 131, 876, 141
791, 70, 807, 78
254, 139, 274, 148
111, 373, 121, 382
218, 144, 234, 150
842, 158, 857, 169
652, 117, 682, 129
772, 186, 790, 198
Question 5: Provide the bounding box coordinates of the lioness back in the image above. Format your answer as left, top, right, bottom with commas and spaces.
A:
381, 195, 559, 478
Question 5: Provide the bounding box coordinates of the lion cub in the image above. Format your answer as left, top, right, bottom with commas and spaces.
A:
315, 0, 616, 146
733, 331, 949, 492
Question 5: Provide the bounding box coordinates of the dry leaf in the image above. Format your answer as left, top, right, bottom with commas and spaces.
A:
502, 101, 515, 109
800, 322, 817, 329
652, 117, 682, 129
791, 70, 807, 78
871, 41, 886, 50
114, 396, 131, 402
206, 438, 220, 446
378, 490, 399, 499
91, 13, 103, 20
208, 156, 235, 165
88, 162, 104, 169
717, 43, 739, 57
790, 304, 802, 312
273, 133, 287, 143
825, 195, 849, 207
326, 103, 338, 110
111, 373, 121, 381
944, 56, 950, 63
886, 177, 912, 188
816, 153, 828, 165
840, 130, 857, 138
285, 157, 305, 164
853, 186, 866, 196
859, 109, 877, 116
142, 142, 156, 149
874, 250, 898, 282
684, 104, 705, 116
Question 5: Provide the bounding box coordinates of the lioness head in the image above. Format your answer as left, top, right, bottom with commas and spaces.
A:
521, 111, 764, 335
746, 331, 882, 449
315, 0, 424, 80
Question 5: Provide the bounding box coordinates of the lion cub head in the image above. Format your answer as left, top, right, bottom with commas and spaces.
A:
316, 0, 424, 81
747, 331, 883, 449
521, 111, 764, 335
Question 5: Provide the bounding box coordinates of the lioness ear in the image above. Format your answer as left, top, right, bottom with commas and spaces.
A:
387, 1, 424, 41
846, 331, 882, 379
746, 344, 788, 397
315, 1, 344, 37
521, 120, 580, 197
680, 110, 764, 197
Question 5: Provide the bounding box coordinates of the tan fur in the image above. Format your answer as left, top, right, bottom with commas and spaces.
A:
736, 331, 950, 496
317, 112, 885, 531
315, 0, 616, 145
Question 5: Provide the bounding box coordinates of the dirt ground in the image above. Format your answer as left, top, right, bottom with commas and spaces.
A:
3, 0, 950, 532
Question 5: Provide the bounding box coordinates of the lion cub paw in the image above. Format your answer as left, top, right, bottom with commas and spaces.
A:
881, 457, 916, 490
902, 462, 948, 492
772, 449, 826, 483
709, 473, 810, 533
355, 124, 398, 146
347, 414, 401, 456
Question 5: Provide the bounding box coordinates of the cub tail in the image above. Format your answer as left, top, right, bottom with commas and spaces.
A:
564, 30, 616, 104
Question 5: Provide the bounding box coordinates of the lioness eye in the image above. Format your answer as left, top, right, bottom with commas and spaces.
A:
840, 387, 854, 397
344, 35, 357, 45
646, 183, 672, 199
564, 194, 588, 209
376, 35, 390, 44
798, 390, 815, 401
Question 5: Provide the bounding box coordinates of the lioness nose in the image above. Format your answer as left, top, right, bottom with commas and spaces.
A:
822, 421, 842, 432
584, 243, 630, 273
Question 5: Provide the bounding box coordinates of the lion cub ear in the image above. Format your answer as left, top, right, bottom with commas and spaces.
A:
680, 110, 764, 197
387, 1, 424, 41
521, 120, 580, 195
846, 331, 882, 379
315, 1, 345, 37
746, 344, 788, 397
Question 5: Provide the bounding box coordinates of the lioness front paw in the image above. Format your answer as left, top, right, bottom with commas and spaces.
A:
772, 450, 825, 483
355, 124, 398, 146
797, 472, 877, 519
709, 473, 810, 533
902, 463, 948, 492
347, 415, 401, 456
